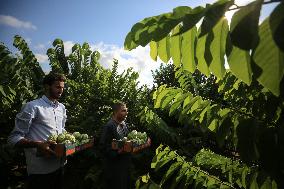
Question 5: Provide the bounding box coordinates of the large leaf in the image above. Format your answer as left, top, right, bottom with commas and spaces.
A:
227, 45, 252, 85
209, 18, 228, 79
161, 89, 182, 109
154, 89, 171, 108
269, 2, 284, 52
149, 42, 158, 61
170, 26, 182, 67
124, 7, 193, 50
177, 6, 206, 35
216, 116, 233, 147
230, 0, 263, 50
196, 33, 210, 76
170, 164, 188, 189
237, 118, 259, 163
253, 18, 284, 96
155, 151, 176, 171
199, 0, 234, 37
181, 27, 197, 72
160, 161, 183, 185
0, 85, 6, 97
158, 36, 171, 63
169, 93, 189, 116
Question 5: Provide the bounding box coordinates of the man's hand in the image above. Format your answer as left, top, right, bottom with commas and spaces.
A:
36, 141, 57, 157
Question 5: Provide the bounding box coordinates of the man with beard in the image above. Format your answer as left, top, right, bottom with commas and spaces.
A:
100, 102, 131, 189
8, 72, 67, 189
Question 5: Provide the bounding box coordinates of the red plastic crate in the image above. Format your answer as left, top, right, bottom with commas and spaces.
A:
37, 138, 94, 157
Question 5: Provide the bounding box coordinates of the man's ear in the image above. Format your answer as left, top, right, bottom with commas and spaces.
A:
43, 84, 50, 94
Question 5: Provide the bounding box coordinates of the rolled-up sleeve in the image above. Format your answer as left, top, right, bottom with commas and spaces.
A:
7, 103, 35, 146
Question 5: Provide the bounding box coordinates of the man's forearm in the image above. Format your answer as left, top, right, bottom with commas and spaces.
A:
15, 138, 42, 148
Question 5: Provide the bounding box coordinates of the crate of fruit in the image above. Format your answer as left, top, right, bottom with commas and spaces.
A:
112, 130, 151, 154
37, 131, 94, 157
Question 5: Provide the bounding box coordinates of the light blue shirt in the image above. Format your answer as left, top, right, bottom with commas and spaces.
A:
8, 95, 67, 174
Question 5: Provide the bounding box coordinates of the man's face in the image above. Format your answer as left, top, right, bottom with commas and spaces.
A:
47, 81, 64, 100
116, 105, 128, 122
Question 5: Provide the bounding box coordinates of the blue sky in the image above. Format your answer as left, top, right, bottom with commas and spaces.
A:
0, 0, 278, 85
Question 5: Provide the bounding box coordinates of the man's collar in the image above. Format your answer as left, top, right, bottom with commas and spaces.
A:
42, 95, 59, 107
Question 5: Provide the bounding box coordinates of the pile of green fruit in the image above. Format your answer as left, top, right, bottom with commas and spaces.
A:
48, 131, 89, 145
126, 130, 148, 145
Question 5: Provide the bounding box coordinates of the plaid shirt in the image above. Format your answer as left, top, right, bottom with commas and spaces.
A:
116, 122, 129, 139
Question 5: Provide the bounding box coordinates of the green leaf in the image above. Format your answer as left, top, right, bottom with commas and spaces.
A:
184, 169, 195, 186
241, 168, 248, 189
169, 93, 188, 116
170, 26, 182, 67
260, 177, 272, 189
154, 89, 171, 108
216, 116, 233, 147
272, 181, 278, 189
181, 27, 197, 73
269, 2, 284, 52
149, 183, 161, 189
228, 46, 252, 85
208, 119, 218, 132
124, 31, 138, 50
199, 0, 233, 37
182, 95, 191, 109
170, 165, 188, 189
199, 104, 210, 123
160, 161, 183, 185
151, 147, 169, 168
8, 86, 16, 96
196, 33, 210, 76
191, 100, 210, 120
158, 36, 171, 63
189, 97, 201, 113
135, 178, 141, 189
209, 18, 228, 79
155, 152, 176, 171
0, 85, 6, 97
230, 0, 263, 50
237, 118, 259, 163
182, 96, 199, 114
142, 174, 149, 183
249, 173, 259, 189
253, 18, 284, 96
150, 41, 158, 61
178, 6, 206, 35
161, 89, 182, 109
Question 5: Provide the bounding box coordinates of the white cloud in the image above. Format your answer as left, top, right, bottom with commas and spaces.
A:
63, 41, 75, 55
234, 0, 254, 6
35, 53, 48, 64
92, 42, 162, 86
60, 40, 162, 86
0, 15, 37, 30
34, 43, 46, 50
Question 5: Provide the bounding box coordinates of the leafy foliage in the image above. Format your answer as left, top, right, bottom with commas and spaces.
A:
124, 0, 284, 96
137, 146, 278, 189
138, 145, 236, 189
124, 1, 284, 188
193, 149, 277, 189
0, 36, 44, 134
